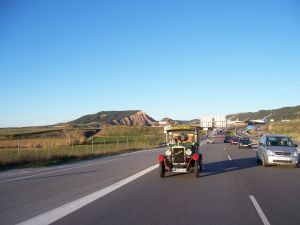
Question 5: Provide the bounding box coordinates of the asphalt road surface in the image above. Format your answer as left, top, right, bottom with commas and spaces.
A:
1, 139, 300, 225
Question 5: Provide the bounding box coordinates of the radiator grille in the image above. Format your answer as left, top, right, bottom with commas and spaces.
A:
275, 152, 291, 156
273, 160, 293, 163
172, 147, 185, 163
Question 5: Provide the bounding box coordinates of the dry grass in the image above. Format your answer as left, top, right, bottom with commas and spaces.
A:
0, 126, 165, 169
255, 120, 300, 140
0, 135, 165, 169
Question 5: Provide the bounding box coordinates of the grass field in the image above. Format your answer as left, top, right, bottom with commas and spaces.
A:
0, 135, 165, 169
0, 126, 165, 169
267, 120, 300, 139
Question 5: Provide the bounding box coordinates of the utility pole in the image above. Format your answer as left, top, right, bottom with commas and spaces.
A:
285, 123, 287, 135
18, 140, 20, 156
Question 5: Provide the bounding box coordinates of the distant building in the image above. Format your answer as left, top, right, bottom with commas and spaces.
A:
200, 116, 227, 129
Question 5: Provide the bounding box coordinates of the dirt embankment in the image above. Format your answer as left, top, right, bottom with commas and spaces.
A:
0, 127, 100, 149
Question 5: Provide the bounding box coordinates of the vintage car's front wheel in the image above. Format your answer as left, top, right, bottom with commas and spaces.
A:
159, 162, 165, 178
194, 160, 200, 177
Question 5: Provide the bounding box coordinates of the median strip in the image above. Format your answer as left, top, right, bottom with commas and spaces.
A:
249, 195, 271, 225
16, 164, 158, 225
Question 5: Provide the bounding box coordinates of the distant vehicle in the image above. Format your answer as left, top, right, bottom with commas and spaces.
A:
207, 138, 215, 144
256, 135, 299, 167
230, 137, 239, 145
158, 125, 203, 177
224, 136, 231, 143
238, 137, 252, 149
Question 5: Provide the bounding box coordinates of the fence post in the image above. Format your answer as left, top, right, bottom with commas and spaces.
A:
133, 137, 136, 149
117, 138, 119, 149
47, 141, 50, 160
92, 139, 94, 152
127, 137, 129, 149
18, 140, 20, 157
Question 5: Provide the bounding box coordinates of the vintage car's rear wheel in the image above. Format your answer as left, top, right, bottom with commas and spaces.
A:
159, 162, 165, 178
194, 160, 200, 177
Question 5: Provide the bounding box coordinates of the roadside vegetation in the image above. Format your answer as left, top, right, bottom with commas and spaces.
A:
0, 126, 165, 170
266, 120, 300, 140
227, 105, 300, 121
246, 120, 300, 141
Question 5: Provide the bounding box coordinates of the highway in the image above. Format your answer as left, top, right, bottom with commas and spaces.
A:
1, 139, 300, 225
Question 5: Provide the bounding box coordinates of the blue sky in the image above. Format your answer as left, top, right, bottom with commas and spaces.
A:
1, 0, 300, 127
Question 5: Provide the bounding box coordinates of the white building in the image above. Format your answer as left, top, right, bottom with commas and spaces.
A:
200, 115, 227, 129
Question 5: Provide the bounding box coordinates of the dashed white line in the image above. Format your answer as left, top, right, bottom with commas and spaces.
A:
249, 195, 271, 225
16, 164, 158, 225
227, 155, 232, 160
223, 147, 226, 151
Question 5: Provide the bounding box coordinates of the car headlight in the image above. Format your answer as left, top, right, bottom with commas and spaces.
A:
266, 150, 275, 156
165, 150, 171, 156
186, 149, 192, 156
293, 151, 299, 157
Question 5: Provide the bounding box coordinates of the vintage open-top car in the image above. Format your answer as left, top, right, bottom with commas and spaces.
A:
158, 125, 203, 178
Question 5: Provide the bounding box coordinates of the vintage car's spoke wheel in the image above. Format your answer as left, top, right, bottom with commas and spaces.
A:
194, 160, 200, 177
159, 162, 165, 178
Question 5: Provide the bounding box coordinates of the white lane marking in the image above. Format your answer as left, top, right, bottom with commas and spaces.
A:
1, 158, 124, 184
227, 155, 232, 160
16, 164, 158, 225
249, 195, 271, 225
223, 148, 226, 151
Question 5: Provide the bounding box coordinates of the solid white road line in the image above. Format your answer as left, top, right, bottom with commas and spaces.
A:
16, 164, 159, 225
1, 157, 125, 184
227, 155, 232, 160
249, 195, 271, 225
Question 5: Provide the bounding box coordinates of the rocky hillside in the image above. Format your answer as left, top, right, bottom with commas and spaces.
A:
70, 110, 156, 126
227, 105, 300, 122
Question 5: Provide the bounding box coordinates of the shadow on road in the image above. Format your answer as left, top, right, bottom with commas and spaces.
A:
200, 157, 258, 178
165, 157, 259, 178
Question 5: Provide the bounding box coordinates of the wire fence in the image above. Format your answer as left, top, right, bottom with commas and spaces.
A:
0, 135, 166, 168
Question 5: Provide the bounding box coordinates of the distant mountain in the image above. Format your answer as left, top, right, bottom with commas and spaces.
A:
70, 110, 156, 126
227, 105, 300, 122
161, 118, 200, 125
